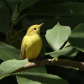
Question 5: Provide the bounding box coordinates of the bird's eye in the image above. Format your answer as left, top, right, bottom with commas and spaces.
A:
34, 28, 36, 30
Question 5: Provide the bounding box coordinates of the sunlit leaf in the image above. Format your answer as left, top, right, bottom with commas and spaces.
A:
0, 59, 28, 80
45, 46, 78, 58
45, 23, 71, 50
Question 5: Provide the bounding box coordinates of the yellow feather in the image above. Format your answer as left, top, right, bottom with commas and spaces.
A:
20, 23, 43, 61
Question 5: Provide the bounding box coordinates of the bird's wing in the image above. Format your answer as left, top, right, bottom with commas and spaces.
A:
20, 36, 27, 60
20, 36, 33, 60
20, 44, 26, 60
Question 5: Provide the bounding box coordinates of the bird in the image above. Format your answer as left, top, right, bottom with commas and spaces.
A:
20, 23, 43, 61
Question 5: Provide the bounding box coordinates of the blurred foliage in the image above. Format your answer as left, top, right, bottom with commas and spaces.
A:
0, 0, 84, 84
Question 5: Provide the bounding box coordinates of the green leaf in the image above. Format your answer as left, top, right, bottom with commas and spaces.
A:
17, 76, 41, 84
45, 46, 78, 58
17, 66, 47, 84
28, 2, 84, 16
12, 72, 68, 84
45, 22, 71, 50
0, 7, 10, 35
64, 41, 70, 48
19, 0, 39, 12
0, 41, 20, 61
6, 0, 20, 11
69, 23, 84, 52
25, 66, 47, 73
0, 59, 28, 80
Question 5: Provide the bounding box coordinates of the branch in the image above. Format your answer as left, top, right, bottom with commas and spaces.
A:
14, 59, 84, 72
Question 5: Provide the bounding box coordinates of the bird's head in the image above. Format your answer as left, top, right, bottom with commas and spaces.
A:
26, 23, 43, 36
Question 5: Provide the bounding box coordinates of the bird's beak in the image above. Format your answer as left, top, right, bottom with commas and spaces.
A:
38, 23, 44, 28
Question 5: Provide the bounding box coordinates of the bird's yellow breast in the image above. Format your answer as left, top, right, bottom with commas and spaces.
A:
21, 34, 42, 61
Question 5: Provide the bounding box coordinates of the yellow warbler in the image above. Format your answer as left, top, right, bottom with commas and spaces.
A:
20, 23, 43, 61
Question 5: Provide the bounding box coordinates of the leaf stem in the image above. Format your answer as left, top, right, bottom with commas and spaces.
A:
14, 13, 28, 24
0, 74, 10, 80
9, 23, 14, 44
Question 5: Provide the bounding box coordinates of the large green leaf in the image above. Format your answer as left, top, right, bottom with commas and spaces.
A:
39, 16, 84, 48
45, 46, 78, 58
28, 2, 84, 16
12, 72, 68, 84
19, 0, 39, 12
45, 23, 71, 50
0, 41, 20, 61
69, 23, 84, 52
6, 0, 20, 11
17, 77, 41, 84
0, 59, 28, 80
17, 66, 47, 84
0, 7, 10, 35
